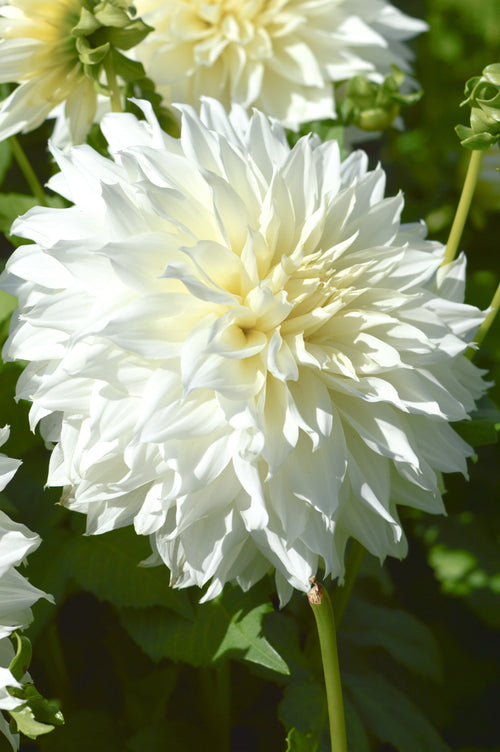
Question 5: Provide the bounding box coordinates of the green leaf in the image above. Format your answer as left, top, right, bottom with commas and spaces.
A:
65, 527, 193, 619
9, 706, 56, 740
278, 680, 328, 751
110, 49, 145, 81
340, 597, 442, 681
343, 696, 370, 752
454, 397, 500, 447
343, 672, 450, 752
212, 587, 289, 673
121, 585, 289, 674
286, 728, 320, 752
261, 610, 310, 681
107, 19, 153, 50
0, 193, 39, 235
0, 289, 17, 328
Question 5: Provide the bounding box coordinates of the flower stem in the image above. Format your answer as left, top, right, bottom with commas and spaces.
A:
467, 278, 500, 358
443, 149, 483, 266
308, 577, 347, 752
8, 136, 48, 206
332, 538, 365, 627
104, 55, 122, 113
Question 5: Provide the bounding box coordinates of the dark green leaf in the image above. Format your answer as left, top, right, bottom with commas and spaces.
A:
120, 586, 289, 674
341, 597, 442, 681
343, 672, 450, 752
66, 526, 193, 619
286, 728, 320, 752
344, 696, 370, 752
38, 710, 124, 752
278, 680, 328, 750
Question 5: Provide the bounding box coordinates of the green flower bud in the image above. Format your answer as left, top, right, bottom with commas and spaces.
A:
455, 64, 500, 150
339, 65, 422, 132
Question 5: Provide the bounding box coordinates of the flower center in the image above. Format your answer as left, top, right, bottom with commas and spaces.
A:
175, 0, 288, 62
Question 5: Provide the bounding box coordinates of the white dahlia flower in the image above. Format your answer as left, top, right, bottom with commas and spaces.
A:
132, 0, 427, 128
1, 99, 487, 605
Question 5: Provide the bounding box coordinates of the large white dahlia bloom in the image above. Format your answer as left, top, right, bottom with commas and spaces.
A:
1, 100, 487, 605
0, 426, 51, 748
133, 0, 427, 128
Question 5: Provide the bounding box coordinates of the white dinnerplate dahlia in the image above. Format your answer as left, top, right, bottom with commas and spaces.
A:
1, 98, 487, 605
133, 0, 427, 128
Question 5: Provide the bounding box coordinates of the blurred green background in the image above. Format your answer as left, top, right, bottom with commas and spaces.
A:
0, 0, 499, 750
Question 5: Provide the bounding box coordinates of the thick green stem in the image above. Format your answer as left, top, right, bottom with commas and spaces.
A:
104, 55, 122, 113
8, 136, 48, 206
332, 539, 366, 627
308, 578, 347, 752
443, 149, 483, 266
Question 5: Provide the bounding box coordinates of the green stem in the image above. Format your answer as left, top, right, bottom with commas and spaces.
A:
104, 55, 122, 113
443, 149, 483, 266
8, 136, 48, 206
308, 578, 347, 752
332, 539, 366, 627
467, 279, 500, 358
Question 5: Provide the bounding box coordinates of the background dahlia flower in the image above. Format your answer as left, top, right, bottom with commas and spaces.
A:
0, 0, 98, 143
132, 0, 427, 127
0, 0, 150, 144
0, 426, 52, 748
1, 99, 487, 605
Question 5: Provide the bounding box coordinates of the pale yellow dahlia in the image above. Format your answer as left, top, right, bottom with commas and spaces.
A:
1, 100, 487, 605
133, 0, 427, 127
0, 0, 149, 143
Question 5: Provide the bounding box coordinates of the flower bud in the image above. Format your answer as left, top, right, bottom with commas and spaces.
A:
339, 65, 422, 132
455, 64, 500, 150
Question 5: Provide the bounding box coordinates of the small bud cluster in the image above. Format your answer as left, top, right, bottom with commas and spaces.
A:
338, 65, 422, 132
456, 64, 500, 150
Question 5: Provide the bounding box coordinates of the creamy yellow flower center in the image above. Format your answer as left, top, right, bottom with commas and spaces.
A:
174, 0, 290, 62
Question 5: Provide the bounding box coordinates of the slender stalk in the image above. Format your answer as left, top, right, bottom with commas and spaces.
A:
442, 149, 483, 266
308, 577, 347, 752
332, 538, 365, 627
104, 55, 122, 113
8, 135, 48, 206
467, 279, 500, 359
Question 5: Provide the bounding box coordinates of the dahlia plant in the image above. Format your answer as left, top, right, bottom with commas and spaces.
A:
0, 2, 498, 751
